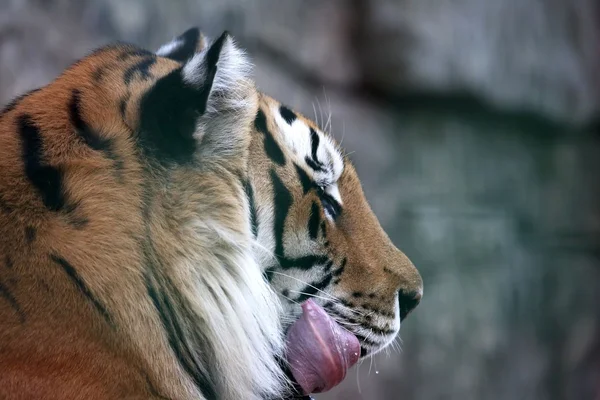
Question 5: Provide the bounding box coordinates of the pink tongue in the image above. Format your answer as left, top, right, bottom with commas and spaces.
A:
285, 299, 360, 394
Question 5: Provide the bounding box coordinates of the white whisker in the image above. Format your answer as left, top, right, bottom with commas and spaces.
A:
287, 290, 336, 304
316, 96, 324, 131
268, 270, 339, 303
356, 357, 363, 394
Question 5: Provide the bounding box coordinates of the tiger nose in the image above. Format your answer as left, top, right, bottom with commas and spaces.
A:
398, 289, 422, 321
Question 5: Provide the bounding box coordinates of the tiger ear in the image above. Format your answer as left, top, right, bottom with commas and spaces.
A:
156, 27, 207, 62
139, 31, 255, 164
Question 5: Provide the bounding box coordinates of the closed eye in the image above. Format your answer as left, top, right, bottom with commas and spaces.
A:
318, 187, 342, 220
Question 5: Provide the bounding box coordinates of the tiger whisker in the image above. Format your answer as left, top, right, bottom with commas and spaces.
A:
286, 290, 337, 304
268, 270, 339, 303
322, 88, 332, 135
329, 301, 370, 318
316, 96, 324, 131
312, 102, 319, 128
268, 272, 371, 319
279, 293, 360, 336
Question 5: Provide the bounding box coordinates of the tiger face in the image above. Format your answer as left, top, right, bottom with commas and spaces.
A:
0, 26, 422, 400
247, 96, 423, 359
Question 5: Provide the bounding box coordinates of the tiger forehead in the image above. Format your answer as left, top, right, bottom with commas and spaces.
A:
261, 98, 344, 186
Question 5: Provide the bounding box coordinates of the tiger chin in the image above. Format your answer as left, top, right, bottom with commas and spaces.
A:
0, 27, 423, 400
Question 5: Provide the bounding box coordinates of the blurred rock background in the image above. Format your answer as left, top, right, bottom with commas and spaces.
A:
1, 0, 599, 399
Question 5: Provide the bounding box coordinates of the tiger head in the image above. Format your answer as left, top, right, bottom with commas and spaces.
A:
248, 95, 424, 356
154, 28, 423, 361
0, 27, 422, 400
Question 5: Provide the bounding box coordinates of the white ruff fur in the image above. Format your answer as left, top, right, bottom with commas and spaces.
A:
180, 212, 287, 399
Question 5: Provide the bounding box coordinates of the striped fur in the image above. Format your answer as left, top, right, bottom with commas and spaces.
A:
0, 28, 423, 399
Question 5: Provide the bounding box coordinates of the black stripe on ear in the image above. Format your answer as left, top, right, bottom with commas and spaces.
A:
18, 114, 65, 211
137, 69, 204, 164
137, 34, 231, 165
204, 31, 228, 78
160, 28, 200, 62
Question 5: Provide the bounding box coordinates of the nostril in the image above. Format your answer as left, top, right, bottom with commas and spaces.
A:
398, 290, 422, 321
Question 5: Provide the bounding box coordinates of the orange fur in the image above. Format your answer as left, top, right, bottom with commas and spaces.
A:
0, 30, 422, 400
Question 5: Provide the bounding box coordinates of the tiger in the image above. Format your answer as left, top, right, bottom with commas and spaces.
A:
0, 27, 423, 400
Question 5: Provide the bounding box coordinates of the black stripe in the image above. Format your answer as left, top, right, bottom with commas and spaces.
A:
332, 257, 346, 277
309, 128, 321, 164
137, 68, 201, 165
279, 105, 297, 125
256, 111, 286, 166
278, 255, 329, 270
50, 254, 114, 327
92, 64, 109, 82
5, 256, 13, 269
243, 179, 258, 237
119, 93, 130, 118
294, 273, 332, 303
18, 114, 66, 211
294, 163, 314, 194
124, 56, 157, 84
320, 220, 327, 238
69, 90, 124, 182
271, 169, 330, 272
25, 226, 36, 243
1, 88, 40, 118
162, 27, 200, 62
205, 31, 229, 77
308, 201, 320, 240
318, 190, 342, 219
271, 169, 292, 259
118, 48, 154, 61
360, 302, 395, 319
0, 195, 13, 213
305, 156, 325, 172
0, 281, 25, 323
144, 248, 218, 399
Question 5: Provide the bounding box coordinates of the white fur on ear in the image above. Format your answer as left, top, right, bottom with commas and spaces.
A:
157, 39, 183, 56
156, 27, 204, 62
182, 32, 253, 114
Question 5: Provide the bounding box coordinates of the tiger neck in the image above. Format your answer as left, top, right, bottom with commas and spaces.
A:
140, 165, 287, 400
